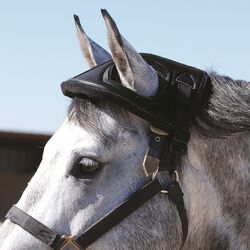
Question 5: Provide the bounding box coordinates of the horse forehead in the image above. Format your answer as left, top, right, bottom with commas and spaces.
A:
61, 117, 139, 145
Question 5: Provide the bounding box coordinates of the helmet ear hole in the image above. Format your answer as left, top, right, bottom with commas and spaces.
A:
108, 64, 122, 83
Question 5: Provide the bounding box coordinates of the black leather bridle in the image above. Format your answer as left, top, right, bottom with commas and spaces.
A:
6, 53, 211, 249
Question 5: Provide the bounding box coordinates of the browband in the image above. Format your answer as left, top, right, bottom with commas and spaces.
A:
61, 53, 210, 133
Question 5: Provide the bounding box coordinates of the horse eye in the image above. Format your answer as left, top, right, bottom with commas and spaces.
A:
72, 157, 101, 178
78, 158, 100, 173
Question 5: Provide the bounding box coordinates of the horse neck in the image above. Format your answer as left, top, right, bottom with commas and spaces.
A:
182, 130, 250, 249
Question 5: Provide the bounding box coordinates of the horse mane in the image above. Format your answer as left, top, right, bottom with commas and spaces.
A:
193, 71, 250, 138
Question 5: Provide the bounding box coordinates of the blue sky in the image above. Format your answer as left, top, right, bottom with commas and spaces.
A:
1, 1, 249, 134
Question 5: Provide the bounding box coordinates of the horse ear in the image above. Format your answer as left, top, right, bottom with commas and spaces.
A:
101, 9, 158, 96
74, 15, 112, 68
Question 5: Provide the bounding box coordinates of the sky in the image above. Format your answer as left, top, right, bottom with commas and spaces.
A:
1, 1, 249, 134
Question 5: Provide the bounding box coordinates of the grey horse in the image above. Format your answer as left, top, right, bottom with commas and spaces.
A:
0, 9, 249, 250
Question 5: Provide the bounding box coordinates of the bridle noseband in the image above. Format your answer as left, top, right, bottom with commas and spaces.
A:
6, 53, 211, 249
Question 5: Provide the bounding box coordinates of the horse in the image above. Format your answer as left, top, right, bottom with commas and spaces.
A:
0, 9, 249, 250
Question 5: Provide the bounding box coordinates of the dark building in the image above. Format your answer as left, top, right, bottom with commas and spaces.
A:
0, 131, 51, 220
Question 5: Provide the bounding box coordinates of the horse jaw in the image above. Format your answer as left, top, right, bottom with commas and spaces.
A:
101, 9, 159, 97
74, 14, 112, 68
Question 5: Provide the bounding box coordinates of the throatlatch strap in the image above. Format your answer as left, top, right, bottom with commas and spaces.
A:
5, 206, 64, 248
144, 129, 188, 245
167, 181, 188, 244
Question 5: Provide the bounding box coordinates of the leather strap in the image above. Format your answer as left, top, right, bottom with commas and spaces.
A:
5, 179, 165, 249
75, 178, 162, 248
167, 181, 188, 244
6, 178, 187, 249
5, 206, 65, 248
144, 129, 188, 244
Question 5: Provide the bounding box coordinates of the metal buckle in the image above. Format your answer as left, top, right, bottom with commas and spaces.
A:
160, 170, 180, 194
59, 235, 81, 250
143, 148, 159, 177
143, 126, 169, 177
172, 170, 180, 183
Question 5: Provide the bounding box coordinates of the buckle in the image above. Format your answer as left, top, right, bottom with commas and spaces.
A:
59, 235, 81, 250
143, 148, 159, 177
143, 126, 171, 177
160, 171, 179, 194
172, 170, 180, 182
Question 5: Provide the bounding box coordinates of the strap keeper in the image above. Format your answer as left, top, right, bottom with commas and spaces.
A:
171, 133, 190, 153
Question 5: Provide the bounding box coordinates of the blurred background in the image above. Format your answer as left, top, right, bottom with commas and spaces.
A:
0, 0, 250, 222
